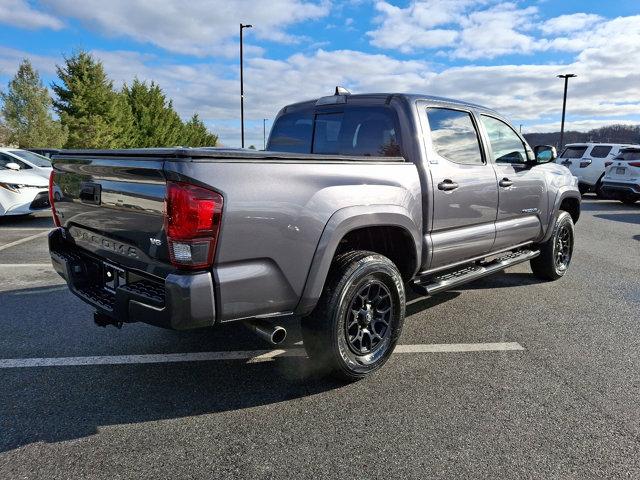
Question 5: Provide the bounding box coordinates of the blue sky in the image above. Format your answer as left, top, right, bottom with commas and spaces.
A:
1, 0, 639, 147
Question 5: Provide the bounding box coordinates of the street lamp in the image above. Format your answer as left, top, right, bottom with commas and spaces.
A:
557, 73, 576, 150
240, 23, 253, 148
263, 118, 268, 150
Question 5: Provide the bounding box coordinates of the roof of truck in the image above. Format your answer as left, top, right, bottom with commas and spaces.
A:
282, 92, 500, 115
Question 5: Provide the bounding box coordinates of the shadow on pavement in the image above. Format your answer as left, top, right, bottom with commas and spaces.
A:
456, 272, 545, 290
594, 213, 640, 225
0, 214, 53, 228
0, 356, 344, 453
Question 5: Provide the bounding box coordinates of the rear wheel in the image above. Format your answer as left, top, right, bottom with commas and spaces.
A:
530, 211, 574, 281
301, 251, 405, 381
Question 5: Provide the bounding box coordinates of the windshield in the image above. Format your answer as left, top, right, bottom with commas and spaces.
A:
615, 149, 640, 161
9, 150, 52, 167
559, 146, 588, 158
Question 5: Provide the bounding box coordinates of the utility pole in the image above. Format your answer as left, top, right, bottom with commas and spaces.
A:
240, 23, 253, 148
557, 74, 576, 150
263, 118, 268, 150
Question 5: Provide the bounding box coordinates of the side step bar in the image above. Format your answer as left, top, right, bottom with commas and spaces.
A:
412, 249, 540, 296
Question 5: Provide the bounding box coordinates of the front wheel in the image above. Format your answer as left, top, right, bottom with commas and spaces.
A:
530, 211, 575, 281
301, 251, 405, 381
620, 195, 638, 205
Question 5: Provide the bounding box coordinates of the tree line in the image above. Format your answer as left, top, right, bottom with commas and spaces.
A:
524, 125, 640, 149
0, 51, 218, 149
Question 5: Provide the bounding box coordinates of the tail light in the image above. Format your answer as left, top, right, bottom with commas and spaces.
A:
49, 171, 61, 227
604, 161, 613, 167
164, 181, 223, 270
628, 162, 640, 167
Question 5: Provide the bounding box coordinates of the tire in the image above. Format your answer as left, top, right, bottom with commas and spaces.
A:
301, 250, 405, 381
595, 180, 607, 199
620, 195, 638, 205
578, 183, 590, 195
530, 211, 574, 281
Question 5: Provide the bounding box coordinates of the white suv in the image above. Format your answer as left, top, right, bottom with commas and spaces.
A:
555, 143, 636, 196
601, 147, 640, 205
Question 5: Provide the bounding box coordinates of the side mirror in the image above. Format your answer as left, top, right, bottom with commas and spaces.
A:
5, 162, 21, 171
533, 145, 557, 164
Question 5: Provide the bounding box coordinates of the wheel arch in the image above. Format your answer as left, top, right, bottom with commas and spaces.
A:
294, 205, 421, 316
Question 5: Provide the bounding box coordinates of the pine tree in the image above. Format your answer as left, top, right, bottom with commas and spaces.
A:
180, 113, 218, 147
123, 79, 183, 147
1, 59, 67, 148
52, 50, 134, 148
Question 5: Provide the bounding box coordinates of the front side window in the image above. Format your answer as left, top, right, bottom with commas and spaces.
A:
481, 115, 527, 164
559, 146, 588, 159
267, 109, 313, 153
9, 150, 52, 167
0, 153, 30, 170
426, 108, 483, 165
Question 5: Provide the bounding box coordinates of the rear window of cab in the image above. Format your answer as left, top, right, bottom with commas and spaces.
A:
267, 106, 402, 157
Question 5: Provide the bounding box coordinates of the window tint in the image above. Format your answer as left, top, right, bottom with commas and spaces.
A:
616, 149, 640, 161
559, 146, 588, 158
312, 107, 401, 157
267, 110, 313, 153
0, 153, 30, 170
426, 108, 483, 165
9, 150, 52, 167
481, 116, 526, 164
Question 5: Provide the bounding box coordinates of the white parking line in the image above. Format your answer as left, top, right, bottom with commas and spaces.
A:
0, 263, 53, 267
0, 231, 50, 251
0, 342, 524, 369
0, 228, 52, 231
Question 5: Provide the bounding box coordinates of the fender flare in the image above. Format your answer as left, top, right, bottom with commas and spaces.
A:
541, 187, 581, 243
294, 204, 421, 316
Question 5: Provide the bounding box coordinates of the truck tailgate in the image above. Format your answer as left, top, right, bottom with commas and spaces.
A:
52, 154, 171, 277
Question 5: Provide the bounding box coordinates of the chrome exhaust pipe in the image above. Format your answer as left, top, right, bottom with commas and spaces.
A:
243, 319, 287, 345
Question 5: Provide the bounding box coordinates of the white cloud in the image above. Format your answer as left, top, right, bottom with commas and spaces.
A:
1, 10, 639, 147
40, 0, 330, 56
540, 13, 603, 35
454, 3, 540, 59
0, 0, 63, 30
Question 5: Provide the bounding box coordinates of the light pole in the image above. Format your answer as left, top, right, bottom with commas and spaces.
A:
263, 118, 268, 150
240, 23, 253, 148
557, 73, 576, 150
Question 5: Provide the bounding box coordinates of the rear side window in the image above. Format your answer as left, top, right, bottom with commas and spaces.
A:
426, 108, 483, 165
560, 146, 588, 158
313, 107, 401, 157
589, 145, 612, 158
616, 149, 640, 160
267, 110, 313, 153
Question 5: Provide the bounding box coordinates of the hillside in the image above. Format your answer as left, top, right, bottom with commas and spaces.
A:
524, 124, 640, 148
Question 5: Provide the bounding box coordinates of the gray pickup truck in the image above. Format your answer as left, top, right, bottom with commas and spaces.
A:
48, 90, 580, 380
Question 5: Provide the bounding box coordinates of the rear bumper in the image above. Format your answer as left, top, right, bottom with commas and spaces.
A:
601, 181, 640, 196
49, 228, 216, 330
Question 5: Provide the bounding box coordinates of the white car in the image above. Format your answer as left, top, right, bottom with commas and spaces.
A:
601, 147, 640, 205
555, 143, 636, 196
0, 148, 53, 179
0, 165, 50, 216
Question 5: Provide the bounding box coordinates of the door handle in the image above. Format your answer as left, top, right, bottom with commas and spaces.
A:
499, 178, 514, 188
438, 179, 459, 191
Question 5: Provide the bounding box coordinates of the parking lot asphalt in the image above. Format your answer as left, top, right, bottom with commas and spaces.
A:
0, 198, 639, 479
